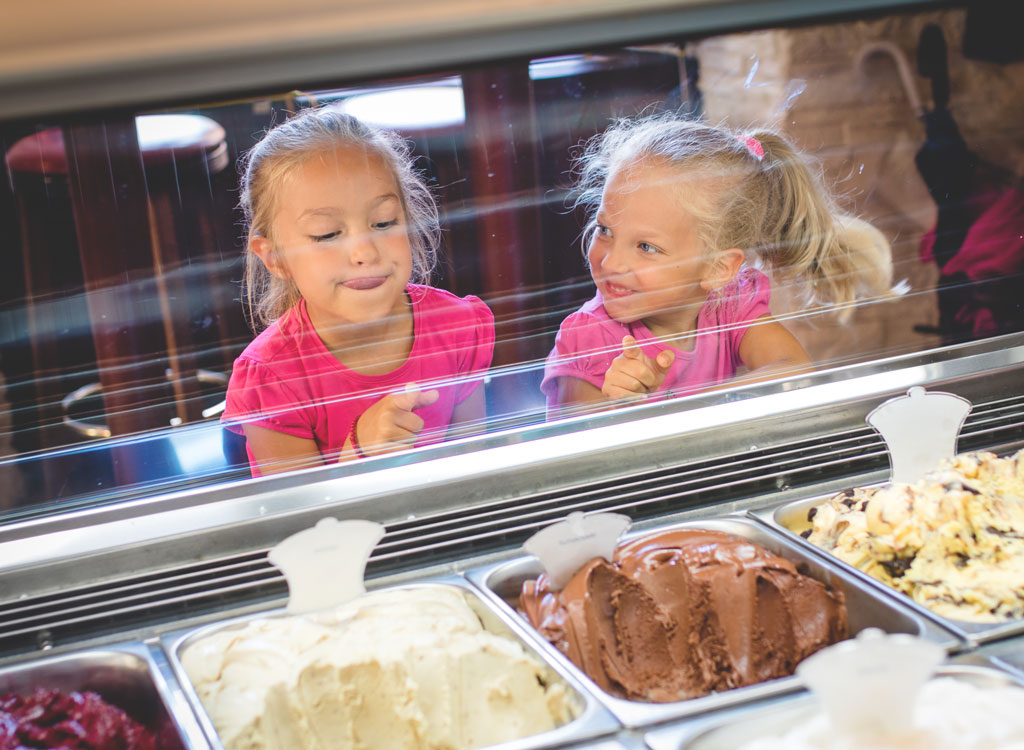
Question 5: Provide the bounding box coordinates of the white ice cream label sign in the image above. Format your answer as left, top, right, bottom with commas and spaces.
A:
867, 386, 972, 484
268, 517, 385, 614
524, 511, 631, 590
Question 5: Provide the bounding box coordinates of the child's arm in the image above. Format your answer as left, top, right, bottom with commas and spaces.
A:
447, 386, 486, 440
243, 387, 442, 473
552, 335, 675, 413
734, 314, 814, 384
242, 424, 325, 475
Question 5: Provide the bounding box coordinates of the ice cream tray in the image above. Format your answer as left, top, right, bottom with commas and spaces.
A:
464, 514, 959, 730
160, 575, 621, 750
751, 493, 1024, 646
645, 653, 1024, 750
0, 640, 208, 749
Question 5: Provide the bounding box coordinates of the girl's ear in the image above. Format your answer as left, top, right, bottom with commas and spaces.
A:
700, 248, 744, 292
251, 236, 291, 280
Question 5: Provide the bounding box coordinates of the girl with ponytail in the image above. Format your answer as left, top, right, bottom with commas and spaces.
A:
542, 114, 894, 414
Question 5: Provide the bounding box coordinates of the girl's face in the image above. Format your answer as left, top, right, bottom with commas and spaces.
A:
588, 160, 718, 337
254, 145, 413, 328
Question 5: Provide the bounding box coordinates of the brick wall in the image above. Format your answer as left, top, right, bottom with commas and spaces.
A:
694, 8, 1024, 366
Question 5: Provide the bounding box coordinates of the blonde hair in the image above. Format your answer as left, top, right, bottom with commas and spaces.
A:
238, 106, 440, 330
573, 115, 893, 316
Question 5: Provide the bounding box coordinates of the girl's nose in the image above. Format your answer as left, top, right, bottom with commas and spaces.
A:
598, 242, 629, 275
348, 232, 381, 265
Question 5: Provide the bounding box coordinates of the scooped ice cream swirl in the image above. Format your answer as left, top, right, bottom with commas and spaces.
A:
519, 528, 848, 702
803, 449, 1024, 622
183, 586, 573, 750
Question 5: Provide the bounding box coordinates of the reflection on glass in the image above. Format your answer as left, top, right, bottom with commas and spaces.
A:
0, 4, 1022, 515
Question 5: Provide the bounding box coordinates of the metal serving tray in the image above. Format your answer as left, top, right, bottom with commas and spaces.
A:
465, 514, 959, 729
753, 493, 1024, 646
647, 654, 1024, 750
0, 641, 208, 749
561, 739, 645, 750
161, 576, 620, 750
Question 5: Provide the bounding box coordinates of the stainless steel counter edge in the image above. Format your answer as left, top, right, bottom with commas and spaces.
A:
3, 0, 944, 121
2, 336, 1021, 595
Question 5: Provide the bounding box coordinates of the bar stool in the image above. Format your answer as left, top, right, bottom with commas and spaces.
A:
5, 113, 243, 493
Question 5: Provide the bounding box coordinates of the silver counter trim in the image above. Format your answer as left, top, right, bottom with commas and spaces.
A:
2, 336, 1021, 581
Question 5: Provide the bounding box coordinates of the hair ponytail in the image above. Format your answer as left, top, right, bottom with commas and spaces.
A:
745, 130, 893, 316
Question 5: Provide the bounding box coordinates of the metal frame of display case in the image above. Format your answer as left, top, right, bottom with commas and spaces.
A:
0, 333, 1020, 654
1, 0, 941, 121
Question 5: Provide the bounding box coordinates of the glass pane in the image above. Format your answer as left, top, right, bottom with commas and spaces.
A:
0, 2, 1021, 518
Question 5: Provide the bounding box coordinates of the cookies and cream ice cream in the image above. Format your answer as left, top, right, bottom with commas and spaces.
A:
182, 586, 573, 750
733, 676, 1024, 750
802, 449, 1024, 622
519, 528, 848, 702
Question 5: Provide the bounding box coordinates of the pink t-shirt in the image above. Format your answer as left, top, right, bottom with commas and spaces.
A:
541, 268, 771, 410
224, 284, 495, 468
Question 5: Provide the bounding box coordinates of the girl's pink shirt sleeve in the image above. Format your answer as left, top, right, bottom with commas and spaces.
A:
541, 296, 622, 398
221, 315, 319, 441
708, 267, 773, 377
450, 294, 495, 403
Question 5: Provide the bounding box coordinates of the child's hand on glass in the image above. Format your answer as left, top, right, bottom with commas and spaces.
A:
352, 384, 441, 455
601, 335, 675, 402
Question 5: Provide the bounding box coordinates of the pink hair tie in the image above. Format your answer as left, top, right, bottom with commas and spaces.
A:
739, 135, 764, 161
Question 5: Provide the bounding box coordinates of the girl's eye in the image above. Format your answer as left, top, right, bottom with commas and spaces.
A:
595, 223, 612, 238
372, 218, 399, 231
638, 242, 661, 255
311, 231, 340, 242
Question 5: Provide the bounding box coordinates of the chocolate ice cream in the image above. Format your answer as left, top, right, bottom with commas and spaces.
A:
519, 528, 848, 702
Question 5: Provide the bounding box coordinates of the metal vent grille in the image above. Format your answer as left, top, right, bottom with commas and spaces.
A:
3, 393, 1024, 656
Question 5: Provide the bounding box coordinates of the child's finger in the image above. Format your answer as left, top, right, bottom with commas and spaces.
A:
390, 383, 432, 412
620, 335, 643, 360
603, 367, 650, 399
390, 409, 426, 438
412, 388, 440, 410
618, 357, 660, 389
655, 349, 675, 372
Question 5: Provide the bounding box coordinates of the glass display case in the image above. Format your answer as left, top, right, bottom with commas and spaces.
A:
1, 0, 1022, 746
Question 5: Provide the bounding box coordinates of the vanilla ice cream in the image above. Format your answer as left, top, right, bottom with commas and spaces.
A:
182, 586, 573, 750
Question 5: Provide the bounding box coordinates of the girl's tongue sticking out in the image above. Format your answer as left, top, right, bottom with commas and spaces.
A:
343, 276, 387, 291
